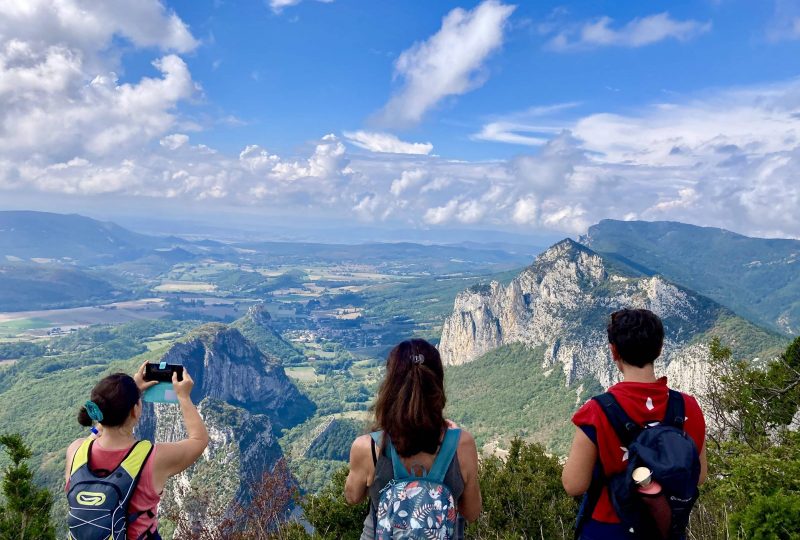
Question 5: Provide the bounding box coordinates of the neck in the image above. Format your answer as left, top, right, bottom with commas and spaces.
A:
98, 425, 136, 448
620, 363, 658, 383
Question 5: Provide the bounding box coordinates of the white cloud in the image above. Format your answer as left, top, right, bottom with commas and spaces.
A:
390, 169, 427, 196
472, 102, 579, 145
0, 0, 199, 165
376, 0, 515, 127
546, 12, 711, 51
0, 0, 198, 58
160, 133, 190, 150
343, 131, 433, 155
269, 0, 335, 14
512, 196, 538, 225
424, 199, 460, 225
473, 122, 553, 146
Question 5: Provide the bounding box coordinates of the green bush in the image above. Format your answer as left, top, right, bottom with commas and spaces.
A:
301, 466, 367, 540
468, 438, 576, 539
731, 492, 800, 540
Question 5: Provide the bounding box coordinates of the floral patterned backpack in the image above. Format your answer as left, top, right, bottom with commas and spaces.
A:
370, 428, 461, 540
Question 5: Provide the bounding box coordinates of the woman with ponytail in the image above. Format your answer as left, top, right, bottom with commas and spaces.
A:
65, 362, 208, 539
345, 339, 481, 539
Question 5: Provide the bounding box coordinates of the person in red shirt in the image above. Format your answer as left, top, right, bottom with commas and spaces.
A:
562, 308, 708, 539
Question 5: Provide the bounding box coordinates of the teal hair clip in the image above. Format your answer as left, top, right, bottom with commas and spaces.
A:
85, 401, 104, 423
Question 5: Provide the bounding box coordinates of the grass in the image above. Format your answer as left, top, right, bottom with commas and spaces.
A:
285, 366, 322, 383
0, 317, 52, 336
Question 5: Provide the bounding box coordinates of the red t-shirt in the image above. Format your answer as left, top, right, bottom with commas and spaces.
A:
571, 377, 705, 523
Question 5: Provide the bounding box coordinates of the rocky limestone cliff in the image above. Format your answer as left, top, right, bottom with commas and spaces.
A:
137, 324, 314, 533
439, 239, 722, 390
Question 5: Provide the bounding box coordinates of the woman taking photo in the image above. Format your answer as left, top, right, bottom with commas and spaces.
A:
65, 362, 209, 540
345, 339, 481, 539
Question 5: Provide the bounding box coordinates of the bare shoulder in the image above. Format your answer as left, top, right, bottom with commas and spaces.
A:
457, 429, 477, 452
351, 433, 373, 454
66, 437, 85, 457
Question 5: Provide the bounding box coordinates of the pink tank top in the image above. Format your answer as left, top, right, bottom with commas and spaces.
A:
68, 441, 161, 539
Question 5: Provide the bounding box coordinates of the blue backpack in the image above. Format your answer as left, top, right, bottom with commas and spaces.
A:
371, 428, 461, 539
576, 390, 700, 540
67, 438, 156, 540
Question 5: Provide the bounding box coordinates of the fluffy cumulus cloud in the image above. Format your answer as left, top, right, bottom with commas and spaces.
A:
376, 0, 515, 127
343, 131, 433, 155
546, 12, 711, 51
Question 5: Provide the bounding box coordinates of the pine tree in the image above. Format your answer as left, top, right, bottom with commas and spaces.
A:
0, 434, 56, 540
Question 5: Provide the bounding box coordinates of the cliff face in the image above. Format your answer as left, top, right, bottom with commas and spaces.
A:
137, 324, 314, 533
439, 239, 721, 390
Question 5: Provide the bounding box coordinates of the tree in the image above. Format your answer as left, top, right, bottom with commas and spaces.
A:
690, 336, 800, 539
467, 439, 576, 539
167, 458, 301, 540
300, 466, 366, 540
0, 433, 56, 540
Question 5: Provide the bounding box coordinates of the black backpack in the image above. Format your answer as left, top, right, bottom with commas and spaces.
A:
576, 390, 701, 540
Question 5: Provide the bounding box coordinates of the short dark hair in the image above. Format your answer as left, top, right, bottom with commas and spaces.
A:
607, 308, 664, 368
372, 339, 446, 457
78, 373, 141, 427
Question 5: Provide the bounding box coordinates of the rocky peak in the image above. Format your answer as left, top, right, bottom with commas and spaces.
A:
247, 302, 272, 326
138, 324, 314, 535
439, 239, 722, 390
158, 323, 313, 428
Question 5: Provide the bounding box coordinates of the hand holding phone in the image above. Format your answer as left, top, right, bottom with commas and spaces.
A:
144, 362, 184, 383
142, 362, 185, 404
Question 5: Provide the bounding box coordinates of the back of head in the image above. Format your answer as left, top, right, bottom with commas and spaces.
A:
373, 339, 446, 457
607, 308, 664, 368
77, 373, 141, 428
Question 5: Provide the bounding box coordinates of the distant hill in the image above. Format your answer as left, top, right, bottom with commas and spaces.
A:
0, 263, 128, 311
232, 303, 306, 364
0, 211, 173, 264
581, 220, 800, 334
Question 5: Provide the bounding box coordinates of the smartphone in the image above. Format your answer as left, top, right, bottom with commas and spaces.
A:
144, 362, 184, 383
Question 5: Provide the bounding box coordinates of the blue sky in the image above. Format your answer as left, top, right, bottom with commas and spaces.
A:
156, 0, 799, 160
1, 0, 800, 240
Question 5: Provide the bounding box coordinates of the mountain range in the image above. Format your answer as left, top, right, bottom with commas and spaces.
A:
581, 219, 800, 334
440, 235, 789, 452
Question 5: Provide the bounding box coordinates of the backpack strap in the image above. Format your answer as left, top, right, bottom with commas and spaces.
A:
369, 431, 381, 466
119, 439, 153, 479
386, 438, 412, 480
592, 392, 641, 448
69, 438, 94, 475
663, 389, 686, 429
428, 428, 461, 483
369, 431, 383, 539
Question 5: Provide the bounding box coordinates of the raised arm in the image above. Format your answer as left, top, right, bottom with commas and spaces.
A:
457, 430, 482, 522
151, 369, 209, 492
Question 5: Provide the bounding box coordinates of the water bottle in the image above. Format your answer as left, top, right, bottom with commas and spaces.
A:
632, 466, 671, 539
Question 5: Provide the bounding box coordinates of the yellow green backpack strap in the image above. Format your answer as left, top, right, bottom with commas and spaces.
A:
69, 438, 94, 475
120, 440, 153, 479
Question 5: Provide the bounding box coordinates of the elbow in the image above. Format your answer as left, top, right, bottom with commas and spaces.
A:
698, 469, 707, 486
462, 505, 481, 523
344, 489, 363, 506
562, 472, 588, 498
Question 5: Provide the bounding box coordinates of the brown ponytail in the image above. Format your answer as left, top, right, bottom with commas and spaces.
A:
372, 339, 447, 457
77, 373, 141, 427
